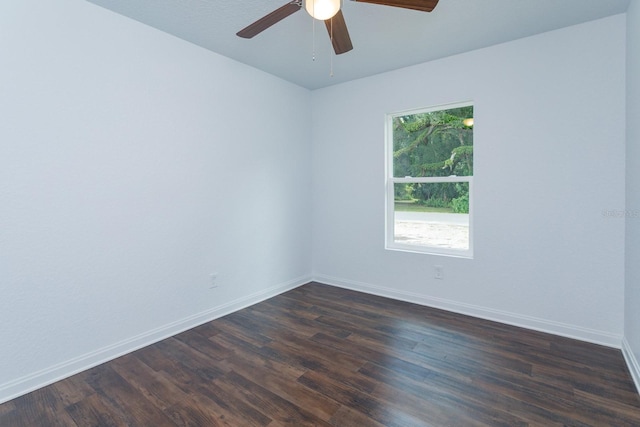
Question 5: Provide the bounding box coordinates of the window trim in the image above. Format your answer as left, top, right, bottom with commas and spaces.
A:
384, 102, 474, 258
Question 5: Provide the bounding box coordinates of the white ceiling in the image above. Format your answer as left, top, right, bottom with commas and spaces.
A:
86, 0, 630, 90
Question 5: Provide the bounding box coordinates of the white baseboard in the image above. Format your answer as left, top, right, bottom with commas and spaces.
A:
313, 274, 623, 348
622, 337, 640, 394
3, 274, 631, 405
0, 274, 310, 405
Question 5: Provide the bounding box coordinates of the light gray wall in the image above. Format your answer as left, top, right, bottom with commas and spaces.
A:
311, 15, 627, 346
0, 0, 311, 402
625, 0, 640, 390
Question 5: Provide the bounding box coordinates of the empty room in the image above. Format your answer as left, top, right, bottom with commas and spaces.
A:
1, 0, 639, 425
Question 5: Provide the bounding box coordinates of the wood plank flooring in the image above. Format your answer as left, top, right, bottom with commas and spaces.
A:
1, 282, 639, 426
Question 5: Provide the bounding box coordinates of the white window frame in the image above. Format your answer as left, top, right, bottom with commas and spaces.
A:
385, 102, 474, 258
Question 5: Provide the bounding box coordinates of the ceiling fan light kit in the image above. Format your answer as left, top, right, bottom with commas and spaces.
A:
236, 0, 439, 55
305, 0, 341, 20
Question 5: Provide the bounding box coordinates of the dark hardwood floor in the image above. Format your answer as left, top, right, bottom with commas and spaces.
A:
1, 282, 639, 426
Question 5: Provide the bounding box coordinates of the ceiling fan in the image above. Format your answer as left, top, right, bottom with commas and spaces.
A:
236, 0, 439, 55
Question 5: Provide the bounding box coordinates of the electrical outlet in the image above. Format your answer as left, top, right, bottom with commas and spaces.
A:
434, 265, 444, 280
209, 272, 219, 288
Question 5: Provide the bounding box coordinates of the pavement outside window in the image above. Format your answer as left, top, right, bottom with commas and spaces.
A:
394, 212, 469, 250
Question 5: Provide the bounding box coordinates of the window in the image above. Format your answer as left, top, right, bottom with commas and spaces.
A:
385, 102, 473, 257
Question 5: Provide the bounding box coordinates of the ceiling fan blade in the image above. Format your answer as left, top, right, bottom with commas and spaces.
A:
352, 0, 439, 12
237, 1, 301, 39
324, 10, 353, 55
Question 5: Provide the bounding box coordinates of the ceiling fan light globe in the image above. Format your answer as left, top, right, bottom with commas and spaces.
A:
305, 0, 340, 20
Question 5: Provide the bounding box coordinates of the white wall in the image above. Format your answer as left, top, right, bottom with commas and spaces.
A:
312, 15, 627, 346
0, 0, 311, 402
625, 1, 640, 391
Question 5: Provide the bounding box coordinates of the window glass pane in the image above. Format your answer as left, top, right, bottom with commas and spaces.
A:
392, 105, 473, 178
393, 182, 469, 250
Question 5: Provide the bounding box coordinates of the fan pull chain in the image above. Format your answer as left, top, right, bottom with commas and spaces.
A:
312, 14, 316, 61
